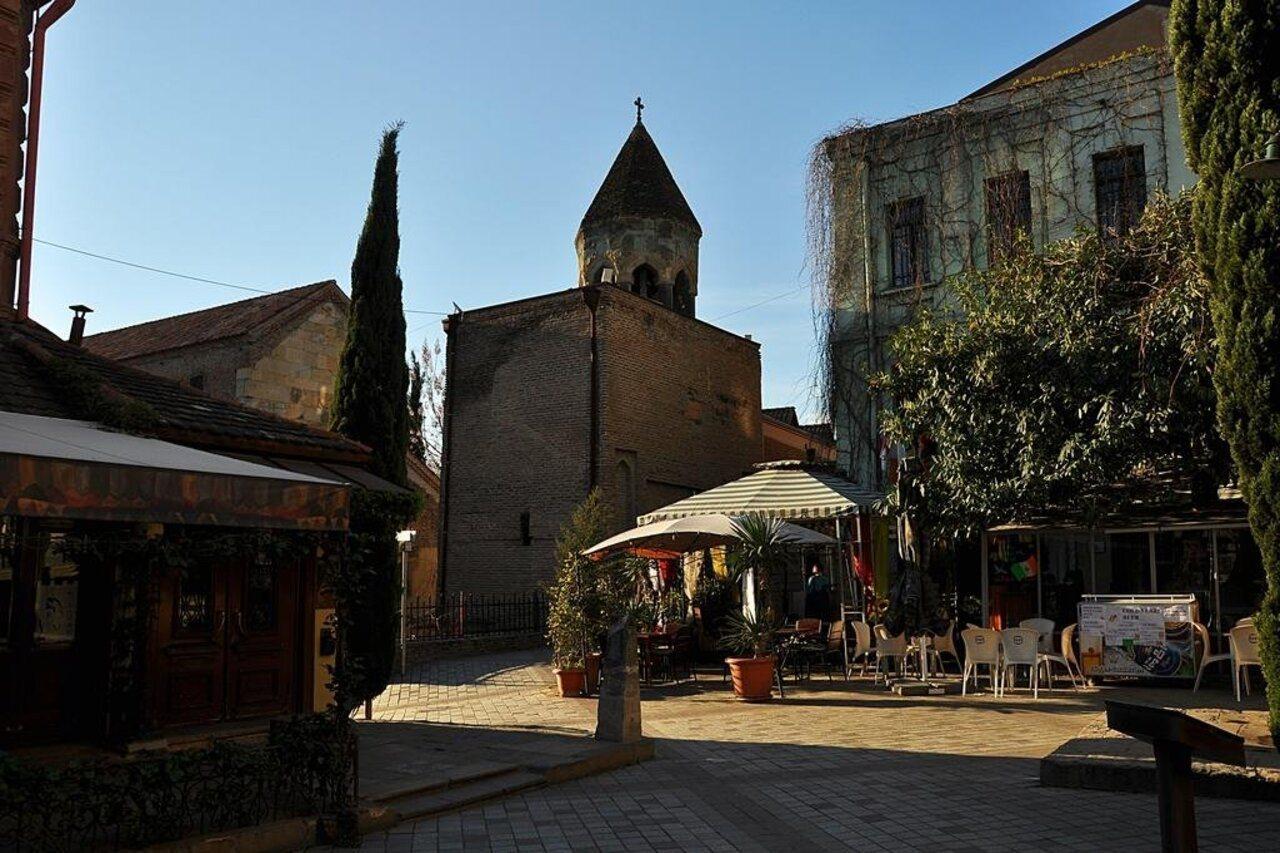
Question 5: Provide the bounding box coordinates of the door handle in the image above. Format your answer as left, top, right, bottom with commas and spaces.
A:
214, 610, 227, 637
230, 611, 246, 647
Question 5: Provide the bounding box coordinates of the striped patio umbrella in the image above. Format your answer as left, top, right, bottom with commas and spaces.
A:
582, 513, 836, 560
637, 461, 882, 525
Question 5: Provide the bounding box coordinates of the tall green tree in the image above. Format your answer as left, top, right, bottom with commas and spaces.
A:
329, 123, 413, 711
333, 122, 410, 487
1171, 0, 1280, 735
407, 351, 427, 464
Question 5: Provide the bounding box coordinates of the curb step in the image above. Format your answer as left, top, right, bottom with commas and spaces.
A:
385, 769, 547, 820
365, 760, 519, 803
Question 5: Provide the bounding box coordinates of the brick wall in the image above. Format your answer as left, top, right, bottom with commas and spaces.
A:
597, 286, 760, 528
442, 289, 593, 595
441, 285, 761, 595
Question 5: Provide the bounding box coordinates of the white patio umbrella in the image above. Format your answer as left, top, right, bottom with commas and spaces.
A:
582, 513, 836, 560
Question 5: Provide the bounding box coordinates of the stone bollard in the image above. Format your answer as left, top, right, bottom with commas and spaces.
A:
595, 618, 641, 743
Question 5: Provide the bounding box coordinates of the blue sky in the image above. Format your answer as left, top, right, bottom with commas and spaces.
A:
29, 1, 1131, 419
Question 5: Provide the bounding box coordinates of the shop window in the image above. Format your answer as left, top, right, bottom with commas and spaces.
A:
33, 533, 78, 644
1154, 530, 1212, 623
177, 564, 214, 633
1216, 530, 1264, 631
1097, 532, 1151, 595
1093, 146, 1147, 237
246, 559, 278, 632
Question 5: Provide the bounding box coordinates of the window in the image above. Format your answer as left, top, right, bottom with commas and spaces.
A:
985, 170, 1032, 259
1093, 146, 1146, 237
886, 197, 927, 289
177, 563, 214, 633
615, 459, 636, 525
519, 511, 532, 546
633, 265, 661, 301
673, 271, 693, 317
245, 558, 278, 632
34, 533, 78, 643
188, 373, 205, 390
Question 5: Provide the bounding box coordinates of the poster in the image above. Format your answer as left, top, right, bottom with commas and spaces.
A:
1078, 598, 1195, 679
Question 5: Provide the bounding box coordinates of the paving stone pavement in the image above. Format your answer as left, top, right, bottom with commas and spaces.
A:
347, 649, 1280, 852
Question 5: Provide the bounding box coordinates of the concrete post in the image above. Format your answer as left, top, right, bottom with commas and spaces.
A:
595, 618, 641, 743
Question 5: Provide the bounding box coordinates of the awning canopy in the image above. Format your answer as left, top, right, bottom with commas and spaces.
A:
0, 411, 350, 530
637, 461, 882, 525
583, 513, 837, 560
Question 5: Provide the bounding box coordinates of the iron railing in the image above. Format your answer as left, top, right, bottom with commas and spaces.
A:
403, 591, 547, 643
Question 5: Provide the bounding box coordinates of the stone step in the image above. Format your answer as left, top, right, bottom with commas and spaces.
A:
386, 769, 546, 820
363, 758, 518, 803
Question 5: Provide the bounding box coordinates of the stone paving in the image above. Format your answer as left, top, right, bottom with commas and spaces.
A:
346, 650, 1280, 852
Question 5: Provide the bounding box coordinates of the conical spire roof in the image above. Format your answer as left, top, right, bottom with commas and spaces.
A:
580, 121, 701, 236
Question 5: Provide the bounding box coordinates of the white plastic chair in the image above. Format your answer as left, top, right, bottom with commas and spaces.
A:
873, 625, 908, 684
930, 620, 962, 673
1019, 617, 1056, 655
1192, 621, 1231, 692
847, 619, 874, 676
1038, 622, 1081, 689
960, 627, 1002, 696
1229, 623, 1263, 703
1000, 627, 1042, 698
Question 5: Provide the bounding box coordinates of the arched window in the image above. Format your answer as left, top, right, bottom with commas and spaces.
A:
615, 459, 636, 525
673, 271, 693, 317
633, 264, 660, 302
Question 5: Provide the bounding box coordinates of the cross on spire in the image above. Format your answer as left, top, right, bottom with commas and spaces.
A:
634, 96, 644, 124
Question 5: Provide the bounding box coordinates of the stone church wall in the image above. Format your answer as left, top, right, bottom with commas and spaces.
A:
235, 300, 344, 425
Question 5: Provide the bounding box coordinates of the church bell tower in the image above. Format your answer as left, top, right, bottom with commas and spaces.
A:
576, 99, 701, 318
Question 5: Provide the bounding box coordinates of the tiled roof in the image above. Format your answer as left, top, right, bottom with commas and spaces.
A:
581, 121, 701, 235
1, 314, 368, 461
83, 280, 347, 361
802, 422, 835, 445
761, 406, 800, 427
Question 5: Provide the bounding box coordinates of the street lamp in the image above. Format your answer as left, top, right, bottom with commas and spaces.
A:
396, 529, 417, 674
1240, 130, 1280, 181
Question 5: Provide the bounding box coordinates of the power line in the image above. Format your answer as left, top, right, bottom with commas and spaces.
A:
708, 283, 808, 322
33, 237, 448, 315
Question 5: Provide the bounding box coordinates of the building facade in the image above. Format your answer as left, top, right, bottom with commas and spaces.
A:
818, 0, 1190, 488
83, 280, 443, 600
761, 406, 836, 463
441, 117, 763, 595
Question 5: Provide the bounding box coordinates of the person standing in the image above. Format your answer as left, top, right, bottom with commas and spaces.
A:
805, 564, 832, 620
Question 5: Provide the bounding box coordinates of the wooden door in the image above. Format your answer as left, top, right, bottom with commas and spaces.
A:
225, 558, 299, 720
153, 561, 228, 727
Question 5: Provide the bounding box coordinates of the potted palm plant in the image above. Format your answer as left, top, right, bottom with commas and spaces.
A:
546, 581, 590, 696
718, 516, 790, 700
718, 610, 777, 700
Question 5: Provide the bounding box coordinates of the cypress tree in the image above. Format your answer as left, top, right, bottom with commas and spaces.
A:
330, 123, 413, 709
1171, 0, 1280, 735
332, 122, 410, 487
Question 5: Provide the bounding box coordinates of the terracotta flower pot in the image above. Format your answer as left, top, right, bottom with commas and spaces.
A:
584, 652, 602, 695
726, 655, 775, 702
554, 667, 586, 697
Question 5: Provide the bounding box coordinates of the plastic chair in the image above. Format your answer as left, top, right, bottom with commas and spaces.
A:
960, 627, 1002, 696
1000, 627, 1042, 698
848, 619, 874, 676
873, 625, 908, 684
1192, 621, 1231, 692
1037, 623, 1080, 690
1229, 623, 1263, 703
1019, 617, 1056, 656
930, 621, 962, 673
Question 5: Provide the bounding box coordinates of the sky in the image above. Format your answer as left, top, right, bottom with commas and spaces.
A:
28, 1, 1133, 420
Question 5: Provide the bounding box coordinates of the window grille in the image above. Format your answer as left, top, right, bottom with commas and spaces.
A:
887, 197, 927, 289
1093, 146, 1147, 237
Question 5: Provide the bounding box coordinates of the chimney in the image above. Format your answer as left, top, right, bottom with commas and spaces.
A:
68, 304, 92, 345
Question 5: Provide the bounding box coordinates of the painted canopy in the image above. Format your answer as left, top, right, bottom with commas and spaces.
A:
583, 513, 836, 560
637, 461, 882, 524
0, 411, 349, 530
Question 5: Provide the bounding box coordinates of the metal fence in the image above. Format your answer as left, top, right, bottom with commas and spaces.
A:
403, 591, 547, 643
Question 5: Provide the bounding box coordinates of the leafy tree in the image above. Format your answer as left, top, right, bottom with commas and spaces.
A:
417, 337, 447, 466
1171, 0, 1280, 735
877, 194, 1224, 538
329, 124, 414, 712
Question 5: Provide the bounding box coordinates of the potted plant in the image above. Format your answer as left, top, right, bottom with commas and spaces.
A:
718, 610, 777, 701
546, 586, 589, 696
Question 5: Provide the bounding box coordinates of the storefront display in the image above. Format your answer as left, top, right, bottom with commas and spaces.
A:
1077, 594, 1198, 679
